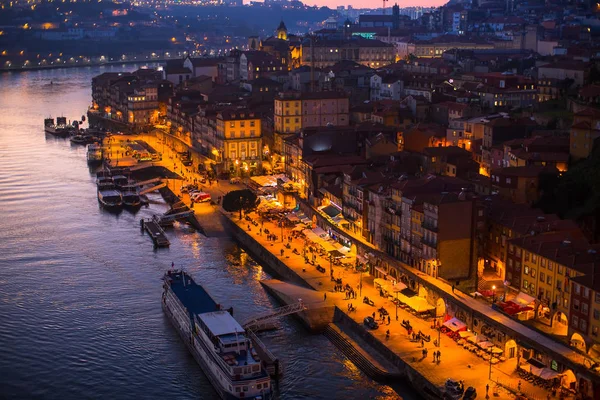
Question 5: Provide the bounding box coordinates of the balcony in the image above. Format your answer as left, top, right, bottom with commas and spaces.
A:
422, 237, 437, 248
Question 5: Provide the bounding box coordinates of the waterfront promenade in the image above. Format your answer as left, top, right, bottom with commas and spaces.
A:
101, 133, 574, 399
227, 210, 564, 400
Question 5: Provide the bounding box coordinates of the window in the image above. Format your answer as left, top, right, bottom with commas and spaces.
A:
541, 259, 546, 268
506, 177, 512, 184
583, 287, 590, 299
558, 265, 564, 275
524, 265, 530, 275
548, 261, 553, 271
240, 121, 245, 128
540, 272, 545, 283
532, 254, 537, 263
516, 248, 522, 257
516, 261, 521, 272
557, 279, 562, 291
572, 315, 579, 328
523, 280, 529, 289
531, 269, 536, 279
594, 309, 600, 320
530, 283, 535, 294
525, 252, 530, 262
596, 293, 600, 304
574, 283, 580, 295
574, 299, 580, 311
582, 303, 589, 314
593, 326, 598, 337
250, 121, 255, 127
508, 259, 513, 268
581, 320, 587, 332
547, 275, 552, 285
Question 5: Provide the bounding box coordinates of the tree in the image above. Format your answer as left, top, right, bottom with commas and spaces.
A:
222, 189, 260, 220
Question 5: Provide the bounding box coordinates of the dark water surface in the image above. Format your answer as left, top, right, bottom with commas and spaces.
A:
0, 66, 418, 400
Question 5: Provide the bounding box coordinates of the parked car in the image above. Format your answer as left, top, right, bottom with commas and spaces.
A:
191, 192, 211, 203
363, 316, 379, 330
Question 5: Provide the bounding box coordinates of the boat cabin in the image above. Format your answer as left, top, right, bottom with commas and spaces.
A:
195, 311, 262, 377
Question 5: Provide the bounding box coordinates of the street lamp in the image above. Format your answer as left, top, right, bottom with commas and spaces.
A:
488, 348, 493, 380
492, 285, 496, 303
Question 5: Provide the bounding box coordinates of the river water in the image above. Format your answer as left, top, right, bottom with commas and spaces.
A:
0, 66, 418, 400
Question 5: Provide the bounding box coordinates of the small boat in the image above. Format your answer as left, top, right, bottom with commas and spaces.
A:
96, 176, 114, 191
70, 135, 88, 144
87, 144, 103, 165
97, 189, 122, 210
44, 117, 73, 137
121, 185, 142, 209
112, 175, 129, 190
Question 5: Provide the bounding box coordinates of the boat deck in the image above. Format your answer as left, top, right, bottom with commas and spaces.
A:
168, 272, 218, 316
143, 219, 170, 247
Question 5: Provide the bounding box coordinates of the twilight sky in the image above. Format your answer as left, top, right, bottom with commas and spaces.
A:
298, 0, 447, 8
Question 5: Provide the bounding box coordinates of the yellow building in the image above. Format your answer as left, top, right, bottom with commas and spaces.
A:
508, 233, 591, 331
216, 109, 262, 175
570, 108, 600, 161
273, 91, 349, 153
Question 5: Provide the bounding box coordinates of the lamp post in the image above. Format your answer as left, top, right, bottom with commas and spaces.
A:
329, 253, 333, 278
492, 285, 496, 304
488, 348, 493, 380
436, 308, 441, 348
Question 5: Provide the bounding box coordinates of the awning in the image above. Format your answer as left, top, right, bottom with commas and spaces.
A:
477, 341, 493, 349
338, 246, 351, 254
320, 241, 337, 252
332, 215, 346, 225
397, 293, 434, 313
303, 229, 320, 242
467, 335, 489, 344
321, 204, 341, 218
490, 346, 503, 354
292, 225, 304, 231
443, 317, 467, 332
300, 217, 312, 224
392, 282, 407, 292
459, 331, 474, 338
286, 214, 300, 222
515, 292, 536, 306
374, 278, 392, 291
329, 249, 345, 259
526, 358, 546, 369
356, 254, 367, 263
375, 267, 387, 276
313, 226, 328, 237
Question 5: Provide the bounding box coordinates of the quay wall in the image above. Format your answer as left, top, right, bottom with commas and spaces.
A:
224, 214, 444, 398
224, 216, 314, 291
333, 308, 442, 400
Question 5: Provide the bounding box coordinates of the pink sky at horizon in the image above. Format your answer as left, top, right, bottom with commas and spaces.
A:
299, 0, 447, 9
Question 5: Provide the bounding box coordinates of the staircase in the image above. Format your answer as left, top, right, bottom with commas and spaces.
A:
323, 323, 401, 382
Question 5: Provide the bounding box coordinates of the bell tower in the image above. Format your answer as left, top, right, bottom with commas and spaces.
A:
276, 20, 288, 41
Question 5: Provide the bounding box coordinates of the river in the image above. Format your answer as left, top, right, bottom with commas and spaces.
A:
0, 65, 418, 400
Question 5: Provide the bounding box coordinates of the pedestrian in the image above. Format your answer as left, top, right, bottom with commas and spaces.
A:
486, 384, 489, 397
452, 284, 455, 293
437, 350, 441, 362
372, 312, 376, 319
421, 339, 424, 347
324, 293, 327, 301
388, 316, 391, 325
171, 261, 174, 268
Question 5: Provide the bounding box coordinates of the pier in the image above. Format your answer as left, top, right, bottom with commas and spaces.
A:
141, 218, 170, 248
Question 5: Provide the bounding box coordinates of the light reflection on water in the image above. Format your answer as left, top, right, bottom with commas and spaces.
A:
0, 66, 418, 400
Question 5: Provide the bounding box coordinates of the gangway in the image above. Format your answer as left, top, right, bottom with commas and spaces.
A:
139, 182, 167, 195
136, 177, 162, 187
242, 300, 306, 332
247, 329, 281, 378
154, 210, 195, 225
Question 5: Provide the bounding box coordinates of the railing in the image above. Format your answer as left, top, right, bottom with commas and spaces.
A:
241, 301, 306, 332
492, 377, 545, 400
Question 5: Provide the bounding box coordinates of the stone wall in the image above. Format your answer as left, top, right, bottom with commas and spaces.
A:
333, 308, 443, 400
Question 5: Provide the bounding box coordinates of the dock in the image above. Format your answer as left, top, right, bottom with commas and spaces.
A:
141, 218, 170, 247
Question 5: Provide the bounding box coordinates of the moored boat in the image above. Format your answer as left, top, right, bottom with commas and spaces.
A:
121, 185, 141, 209
97, 189, 122, 210
44, 116, 74, 137
162, 270, 273, 400
87, 144, 103, 165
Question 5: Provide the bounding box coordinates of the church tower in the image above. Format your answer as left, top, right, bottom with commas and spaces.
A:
276, 20, 288, 41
